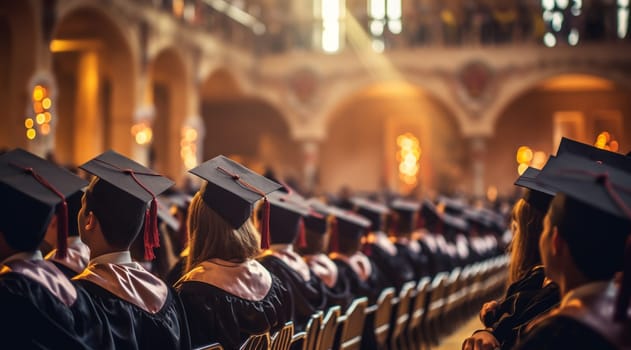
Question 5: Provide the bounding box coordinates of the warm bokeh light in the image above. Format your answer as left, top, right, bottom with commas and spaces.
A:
42, 98, 52, 109
131, 122, 153, 145
397, 133, 421, 185
24, 118, 34, 129
594, 131, 619, 152
516, 146, 533, 164
531, 151, 547, 169
26, 128, 36, 140
40, 123, 51, 135
32, 85, 44, 101
36, 113, 46, 125
181, 126, 199, 169
517, 163, 529, 175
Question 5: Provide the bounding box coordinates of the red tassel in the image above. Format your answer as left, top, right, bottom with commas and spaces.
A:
261, 198, 271, 250
614, 235, 631, 322
416, 211, 425, 230
150, 199, 160, 247
143, 209, 155, 261
55, 200, 69, 259
328, 219, 339, 253
297, 218, 307, 248
363, 239, 372, 256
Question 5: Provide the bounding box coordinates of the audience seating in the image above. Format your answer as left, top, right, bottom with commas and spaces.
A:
388, 282, 416, 350
317, 306, 342, 350
291, 311, 323, 350
271, 322, 295, 350
364, 287, 396, 349
405, 277, 431, 350
240, 333, 272, 350
336, 298, 369, 350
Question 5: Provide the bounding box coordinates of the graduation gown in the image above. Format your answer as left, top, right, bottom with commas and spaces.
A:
176, 259, 292, 349
304, 253, 354, 310
73, 255, 191, 350
331, 252, 389, 305
45, 237, 91, 279
515, 280, 628, 350
365, 233, 414, 291
258, 251, 328, 332
394, 238, 431, 281
0, 256, 97, 349
484, 266, 560, 350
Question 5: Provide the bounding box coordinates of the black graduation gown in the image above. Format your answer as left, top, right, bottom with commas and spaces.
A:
73, 263, 191, 350
258, 255, 328, 332
305, 254, 354, 311
177, 275, 292, 349
513, 315, 618, 350
485, 267, 560, 350
332, 256, 389, 305
365, 244, 415, 291
165, 256, 186, 286
394, 242, 431, 281
0, 259, 98, 349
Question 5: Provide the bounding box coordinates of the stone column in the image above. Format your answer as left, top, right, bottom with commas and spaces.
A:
470, 136, 487, 199
302, 140, 320, 194
73, 51, 102, 164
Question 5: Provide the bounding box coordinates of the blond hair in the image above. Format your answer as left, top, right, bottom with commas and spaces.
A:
507, 198, 545, 285
185, 184, 261, 272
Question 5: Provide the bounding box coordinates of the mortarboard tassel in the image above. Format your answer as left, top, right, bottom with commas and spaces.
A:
329, 218, 339, 253
143, 198, 160, 261
55, 200, 69, 259
297, 217, 307, 248
261, 198, 271, 250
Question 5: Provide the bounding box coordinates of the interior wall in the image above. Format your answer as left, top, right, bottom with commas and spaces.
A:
320, 93, 465, 196
201, 98, 302, 180
487, 87, 631, 197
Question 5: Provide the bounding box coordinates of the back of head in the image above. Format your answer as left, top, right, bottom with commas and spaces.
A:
0, 182, 53, 251
186, 187, 260, 271
85, 178, 146, 249
549, 194, 631, 281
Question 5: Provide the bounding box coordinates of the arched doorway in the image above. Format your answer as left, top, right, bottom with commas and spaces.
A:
52, 7, 135, 166
0, 1, 36, 150
486, 74, 631, 197
320, 82, 465, 197
200, 69, 301, 186
148, 48, 188, 180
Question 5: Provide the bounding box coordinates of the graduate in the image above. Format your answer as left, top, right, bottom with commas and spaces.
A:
298, 198, 354, 310
462, 167, 560, 350
175, 155, 291, 349
74, 150, 191, 349
514, 155, 631, 349
389, 199, 432, 281
329, 207, 389, 304
355, 197, 415, 292
257, 190, 328, 332
0, 148, 96, 348
416, 199, 452, 276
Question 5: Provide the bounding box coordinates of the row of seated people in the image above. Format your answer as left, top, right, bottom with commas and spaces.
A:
0, 148, 506, 349
463, 137, 631, 350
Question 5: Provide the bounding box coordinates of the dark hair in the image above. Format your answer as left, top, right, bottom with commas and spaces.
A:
548, 194, 631, 281
85, 178, 146, 249
297, 228, 327, 255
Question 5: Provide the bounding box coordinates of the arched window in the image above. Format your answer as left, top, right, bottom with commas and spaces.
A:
368, 0, 401, 52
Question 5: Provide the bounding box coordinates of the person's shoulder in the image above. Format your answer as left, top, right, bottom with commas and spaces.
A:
516, 314, 616, 350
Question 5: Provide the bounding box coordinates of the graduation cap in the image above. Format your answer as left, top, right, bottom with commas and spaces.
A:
557, 137, 631, 173
351, 197, 389, 232
442, 212, 469, 233
0, 148, 88, 257
267, 190, 311, 246
327, 206, 371, 252
536, 156, 631, 322
80, 150, 174, 260
438, 196, 466, 216
188, 155, 282, 249
304, 198, 332, 235
514, 166, 556, 212
389, 198, 421, 234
